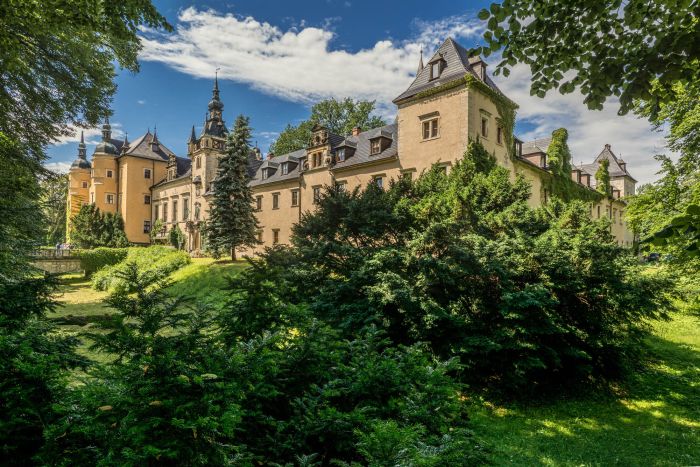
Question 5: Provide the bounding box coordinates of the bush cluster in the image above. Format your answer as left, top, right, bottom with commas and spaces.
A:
78, 247, 128, 277
91, 246, 190, 292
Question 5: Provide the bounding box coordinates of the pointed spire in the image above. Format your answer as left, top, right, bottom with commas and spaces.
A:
417, 47, 424, 74
153, 125, 159, 143
101, 116, 112, 141
189, 125, 197, 143
77, 131, 86, 158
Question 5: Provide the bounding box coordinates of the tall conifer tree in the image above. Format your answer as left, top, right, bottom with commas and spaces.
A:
206, 115, 259, 260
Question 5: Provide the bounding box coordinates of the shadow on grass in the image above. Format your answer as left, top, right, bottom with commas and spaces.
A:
471, 333, 700, 466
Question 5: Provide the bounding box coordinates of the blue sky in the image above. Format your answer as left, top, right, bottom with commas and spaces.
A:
47, 0, 667, 184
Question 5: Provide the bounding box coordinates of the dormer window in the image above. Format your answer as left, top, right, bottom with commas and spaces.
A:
337, 148, 345, 162
429, 57, 445, 80
262, 168, 268, 180
370, 139, 381, 155
281, 163, 288, 175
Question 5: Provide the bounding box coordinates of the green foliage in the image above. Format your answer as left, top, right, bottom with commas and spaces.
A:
78, 247, 128, 278
91, 246, 190, 292
0, 0, 170, 160
42, 266, 240, 466
0, 132, 45, 279
546, 128, 572, 178
70, 204, 129, 249
595, 159, 611, 197
476, 0, 698, 115
205, 115, 259, 260
251, 140, 673, 392
149, 218, 164, 243
40, 171, 68, 245
270, 98, 386, 155
168, 225, 185, 250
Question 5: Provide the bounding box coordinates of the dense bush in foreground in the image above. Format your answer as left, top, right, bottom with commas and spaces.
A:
42, 266, 486, 465
234, 141, 673, 393
92, 246, 190, 292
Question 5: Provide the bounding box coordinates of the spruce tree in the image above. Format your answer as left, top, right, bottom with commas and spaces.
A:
206, 115, 259, 260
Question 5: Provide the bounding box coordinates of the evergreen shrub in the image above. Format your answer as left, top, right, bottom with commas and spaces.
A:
78, 247, 128, 278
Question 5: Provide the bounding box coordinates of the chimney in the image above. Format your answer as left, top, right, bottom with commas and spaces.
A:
352, 127, 361, 136
604, 143, 611, 150
571, 169, 581, 183
619, 161, 627, 172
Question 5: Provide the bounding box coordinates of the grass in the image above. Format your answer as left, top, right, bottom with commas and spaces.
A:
51, 261, 699, 464
469, 309, 700, 466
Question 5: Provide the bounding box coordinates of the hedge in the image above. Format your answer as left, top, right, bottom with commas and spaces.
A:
79, 248, 129, 278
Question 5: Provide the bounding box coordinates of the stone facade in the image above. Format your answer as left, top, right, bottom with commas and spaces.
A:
67, 37, 638, 252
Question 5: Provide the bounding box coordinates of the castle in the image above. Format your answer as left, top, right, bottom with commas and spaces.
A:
67, 38, 637, 253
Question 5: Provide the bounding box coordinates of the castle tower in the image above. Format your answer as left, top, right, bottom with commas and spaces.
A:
66, 131, 91, 242
186, 76, 228, 250
88, 118, 120, 213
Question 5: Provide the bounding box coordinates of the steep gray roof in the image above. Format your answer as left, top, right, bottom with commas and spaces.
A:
521, 137, 552, 155
576, 144, 637, 182
393, 37, 502, 103
249, 149, 305, 187
333, 123, 398, 170
122, 131, 176, 162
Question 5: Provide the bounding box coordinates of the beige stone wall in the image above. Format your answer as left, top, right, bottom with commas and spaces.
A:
514, 160, 546, 207
66, 168, 91, 242
119, 156, 166, 244
245, 179, 302, 255
89, 154, 118, 214
396, 86, 470, 177
152, 177, 194, 248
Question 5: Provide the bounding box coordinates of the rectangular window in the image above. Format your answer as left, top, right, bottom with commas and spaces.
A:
272, 193, 280, 209
143, 220, 151, 234
90, 192, 95, 203
612, 208, 617, 223
144, 194, 151, 205
262, 168, 268, 180
370, 139, 381, 155
281, 163, 289, 175
335, 181, 347, 192
163, 203, 168, 222
183, 198, 190, 220
144, 168, 151, 179
81, 181, 88, 188
154, 204, 159, 220
106, 170, 113, 178
196, 157, 201, 169
430, 61, 441, 80
597, 205, 601, 218
619, 210, 624, 225
291, 190, 299, 207
172, 200, 178, 222
272, 229, 280, 245
256, 195, 262, 211
106, 193, 115, 204
422, 119, 439, 140
337, 149, 345, 162
313, 186, 321, 204
402, 171, 414, 181
481, 117, 489, 138
497, 126, 503, 144
257, 230, 263, 243
374, 177, 383, 190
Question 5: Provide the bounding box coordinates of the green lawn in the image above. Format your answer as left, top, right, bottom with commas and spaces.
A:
470, 310, 700, 466
51, 260, 699, 464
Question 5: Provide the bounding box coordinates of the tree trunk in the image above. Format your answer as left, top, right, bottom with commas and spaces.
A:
231, 246, 236, 262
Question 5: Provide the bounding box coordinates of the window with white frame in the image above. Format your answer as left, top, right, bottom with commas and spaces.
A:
172, 200, 178, 222
374, 176, 384, 189
370, 139, 381, 155
256, 195, 262, 211
281, 163, 289, 175
337, 148, 345, 162
143, 220, 151, 234
291, 190, 299, 207
163, 202, 168, 222
272, 193, 280, 209
422, 118, 439, 140
106, 193, 115, 204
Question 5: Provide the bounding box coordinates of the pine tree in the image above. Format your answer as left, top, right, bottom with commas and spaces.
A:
206, 115, 259, 260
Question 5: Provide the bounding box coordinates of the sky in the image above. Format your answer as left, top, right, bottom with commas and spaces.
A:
46, 0, 668, 184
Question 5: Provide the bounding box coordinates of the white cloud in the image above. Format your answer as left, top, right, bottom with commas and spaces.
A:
44, 161, 71, 174
54, 123, 124, 146
137, 99, 146, 105
139, 8, 481, 116
139, 7, 663, 184
492, 63, 667, 184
